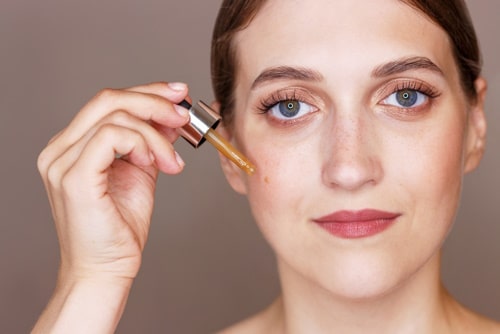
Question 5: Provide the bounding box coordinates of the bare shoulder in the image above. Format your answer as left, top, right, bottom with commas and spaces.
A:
453, 303, 500, 334
470, 313, 500, 333
217, 298, 283, 334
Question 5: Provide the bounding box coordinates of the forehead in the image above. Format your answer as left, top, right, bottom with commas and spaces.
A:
234, 0, 454, 85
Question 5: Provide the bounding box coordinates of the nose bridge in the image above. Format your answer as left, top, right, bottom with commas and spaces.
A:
322, 106, 382, 191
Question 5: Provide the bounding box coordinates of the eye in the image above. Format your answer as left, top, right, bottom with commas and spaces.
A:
256, 88, 320, 125
269, 99, 316, 120
383, 89, 428, 108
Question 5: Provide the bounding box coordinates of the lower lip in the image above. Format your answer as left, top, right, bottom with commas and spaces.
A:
313, 215, 399, 239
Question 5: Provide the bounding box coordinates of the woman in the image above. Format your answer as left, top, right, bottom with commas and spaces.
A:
33, 0, 499, 332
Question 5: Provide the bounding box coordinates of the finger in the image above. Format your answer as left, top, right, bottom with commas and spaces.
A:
46, 110, 185, 192
43, 123, 155, 222
124, 81, 191, 105
44, 124, 156, 228
103, 110, 183, 172
40, 84, 190, 176
70, 87, 190, 141
152, 123, 182, 143
61, 124, 182, 199
125, 82, 194, 137
46, 125, 150, 202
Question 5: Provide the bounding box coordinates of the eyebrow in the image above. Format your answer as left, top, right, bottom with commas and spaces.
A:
251, 66, 324, 90
371, 56, 443, 77
250, 57, 442, 90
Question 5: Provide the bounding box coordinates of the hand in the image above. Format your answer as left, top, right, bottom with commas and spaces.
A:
37, 82, 190, 283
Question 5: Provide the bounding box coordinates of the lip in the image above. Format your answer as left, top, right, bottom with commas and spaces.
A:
312, 209, 401, 239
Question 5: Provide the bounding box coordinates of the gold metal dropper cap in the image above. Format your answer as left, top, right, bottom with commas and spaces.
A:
177, 100, 220, 148
177, 100, 256, 175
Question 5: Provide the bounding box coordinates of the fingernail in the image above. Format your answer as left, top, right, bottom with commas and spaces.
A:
174, 104, 190, 118
168, 82, 187, 92
175, 151, 185, 167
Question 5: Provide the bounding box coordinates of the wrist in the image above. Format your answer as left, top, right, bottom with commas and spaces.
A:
58, 270, 135, 291
33, 273, 134, 333
57, 259, 139, 290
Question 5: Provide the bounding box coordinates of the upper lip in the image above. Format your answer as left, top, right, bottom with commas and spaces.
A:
313, 209, 401, 223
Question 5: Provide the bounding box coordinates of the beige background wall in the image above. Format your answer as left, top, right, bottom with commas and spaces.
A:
0, 1, 498, 332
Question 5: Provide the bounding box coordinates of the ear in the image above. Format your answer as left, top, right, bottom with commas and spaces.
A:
211, 102, 248, 194
464, 77, 487, 173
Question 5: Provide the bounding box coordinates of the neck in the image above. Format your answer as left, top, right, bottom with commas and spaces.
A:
272, 252, 457, 334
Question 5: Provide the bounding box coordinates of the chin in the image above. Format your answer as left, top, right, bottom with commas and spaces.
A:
281, 247, 423, 302
324, 261, 407, 301
327, 274, 405, 302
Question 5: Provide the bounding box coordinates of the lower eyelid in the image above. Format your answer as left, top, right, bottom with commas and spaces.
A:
377, 98, 433, 120
267, 109, 319, 127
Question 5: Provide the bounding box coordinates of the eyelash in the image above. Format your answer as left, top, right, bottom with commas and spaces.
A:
255, 88, 319, 126
255, 79, 441, 124
388, 80, 440, 99
377, 79, 442, 117
257, 89, 303, 113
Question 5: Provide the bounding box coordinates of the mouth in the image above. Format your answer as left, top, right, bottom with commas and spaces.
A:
312, 209, 401, 239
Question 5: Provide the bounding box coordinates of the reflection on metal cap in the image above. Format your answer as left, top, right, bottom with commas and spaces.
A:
177, 100, 221, 148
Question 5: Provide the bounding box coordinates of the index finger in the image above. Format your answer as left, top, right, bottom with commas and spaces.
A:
59, 82, 190, 147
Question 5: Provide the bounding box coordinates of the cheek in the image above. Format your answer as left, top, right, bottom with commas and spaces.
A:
246, 147, 302, 207
392, 111, 467, 238
242, 137, 319, 237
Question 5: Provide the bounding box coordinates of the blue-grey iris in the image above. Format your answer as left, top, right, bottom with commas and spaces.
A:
396, 89, 418, 107
279, 100, 300, 117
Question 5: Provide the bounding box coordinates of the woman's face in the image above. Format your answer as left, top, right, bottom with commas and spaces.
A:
220, 0, 486, 298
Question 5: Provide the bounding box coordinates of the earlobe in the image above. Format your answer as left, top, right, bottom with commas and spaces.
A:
464, 77, 487, 173
210, 102, 248, 194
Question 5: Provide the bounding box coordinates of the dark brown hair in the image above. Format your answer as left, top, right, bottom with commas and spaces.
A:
211, 0, 482, 125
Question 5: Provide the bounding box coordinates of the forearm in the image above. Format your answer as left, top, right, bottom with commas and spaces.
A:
32, 276, 133, 334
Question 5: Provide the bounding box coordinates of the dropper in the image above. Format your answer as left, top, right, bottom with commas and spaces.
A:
177, 100, 256, 175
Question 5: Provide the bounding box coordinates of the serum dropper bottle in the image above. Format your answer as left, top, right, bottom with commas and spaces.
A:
176, 99, 256, 175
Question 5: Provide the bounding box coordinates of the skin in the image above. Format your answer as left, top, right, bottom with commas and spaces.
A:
33, 0, 497, 333
34, 82, 191, 332
217, 0, 495, 333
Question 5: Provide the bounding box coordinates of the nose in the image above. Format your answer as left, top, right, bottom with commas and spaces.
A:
321, 113, 383, 191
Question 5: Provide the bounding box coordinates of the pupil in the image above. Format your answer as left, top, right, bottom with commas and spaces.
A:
396, 89, 417, 107
279, 100, 300, 117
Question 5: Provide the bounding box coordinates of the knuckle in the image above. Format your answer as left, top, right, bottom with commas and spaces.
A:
109, 109, 133, 125
96, 123, 121, 141
46, 160, 63, 187
95, 123, 138, 145
37, 149, 50, 175
60, 170, 78, 194
47, 129, 64, 145
94, 87, 118, 102
37, 133, 61, 175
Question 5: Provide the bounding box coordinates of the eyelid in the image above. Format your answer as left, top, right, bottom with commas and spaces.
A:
257, 87, 320, 113
374, 78, 442, 120
382, 90, 427, 109
375, 78, 441, 103
255, 87, 321, 126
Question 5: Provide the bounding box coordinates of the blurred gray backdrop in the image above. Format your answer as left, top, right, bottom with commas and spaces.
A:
0, 0, 498, 332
